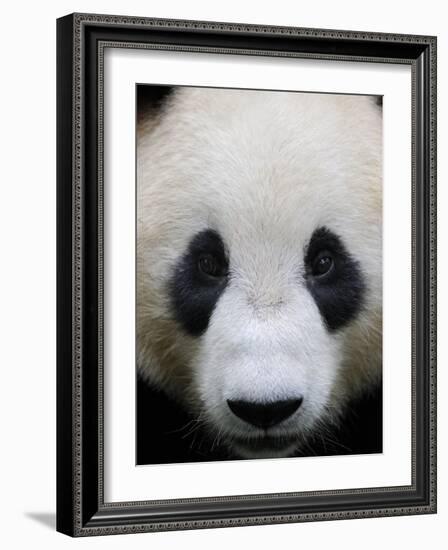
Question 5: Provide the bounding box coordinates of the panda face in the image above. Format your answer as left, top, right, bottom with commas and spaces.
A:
137, 88, 382, 460
167, 225, 364, 458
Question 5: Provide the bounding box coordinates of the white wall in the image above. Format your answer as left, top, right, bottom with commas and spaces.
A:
0, 1, 445, 548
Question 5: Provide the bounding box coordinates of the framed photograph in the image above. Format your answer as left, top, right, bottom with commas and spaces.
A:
57, 13, 437, 536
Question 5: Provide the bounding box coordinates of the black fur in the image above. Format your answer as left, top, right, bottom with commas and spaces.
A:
305, 227, 366, 331
137, 84, 174, 116
169, 229, 229, 336
374, 95, 383, 107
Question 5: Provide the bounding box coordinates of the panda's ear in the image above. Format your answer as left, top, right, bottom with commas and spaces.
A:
373, 95, 383, 108
137, 85, 174, 121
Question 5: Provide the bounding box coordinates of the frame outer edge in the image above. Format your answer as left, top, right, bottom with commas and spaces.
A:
59, 13, 438, 536
72, 11, 436, 44
56, 13, 76, 537
73, 12, 84, 537
428, 36, 437, 514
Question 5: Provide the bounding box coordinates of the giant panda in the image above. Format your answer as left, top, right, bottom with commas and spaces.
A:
136, 86, 382, 464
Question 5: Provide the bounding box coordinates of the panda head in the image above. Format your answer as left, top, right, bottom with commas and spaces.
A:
137, 87, 382, 459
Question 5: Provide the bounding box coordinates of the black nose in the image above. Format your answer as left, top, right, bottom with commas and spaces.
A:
227, 398, 303, 429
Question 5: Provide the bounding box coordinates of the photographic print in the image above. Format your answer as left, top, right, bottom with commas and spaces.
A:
136, 85, 383, 465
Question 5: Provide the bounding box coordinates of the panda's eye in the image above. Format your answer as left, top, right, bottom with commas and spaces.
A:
312, 251, 334, 278
198, 253, 222, 278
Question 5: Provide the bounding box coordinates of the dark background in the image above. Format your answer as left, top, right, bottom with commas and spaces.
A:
137, 376, 382, 464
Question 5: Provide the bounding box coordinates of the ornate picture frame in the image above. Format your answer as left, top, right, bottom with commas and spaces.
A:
57, 13, 437, 536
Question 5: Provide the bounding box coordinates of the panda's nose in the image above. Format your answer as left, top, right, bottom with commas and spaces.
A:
227, 398, 303, 429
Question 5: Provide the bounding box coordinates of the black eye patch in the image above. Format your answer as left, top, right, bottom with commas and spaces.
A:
169, 229, 229, 337
305, 227, 365, 331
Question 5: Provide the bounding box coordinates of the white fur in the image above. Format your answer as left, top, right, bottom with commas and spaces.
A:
137, 88, 382, 458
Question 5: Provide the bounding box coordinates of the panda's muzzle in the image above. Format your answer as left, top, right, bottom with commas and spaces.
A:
227, 398, 303, 429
